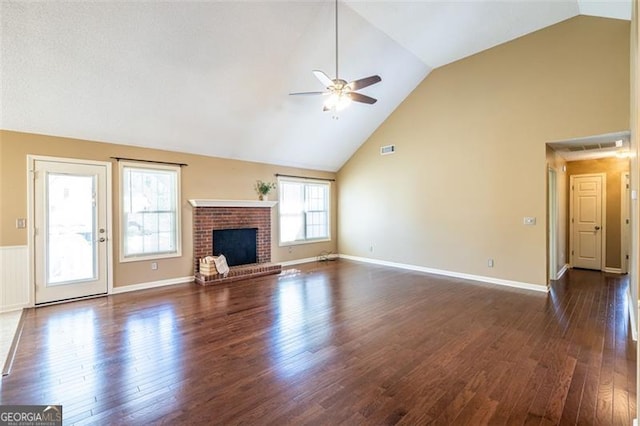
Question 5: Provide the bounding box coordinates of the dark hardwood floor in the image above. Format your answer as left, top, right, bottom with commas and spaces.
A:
0, 260, 636, 425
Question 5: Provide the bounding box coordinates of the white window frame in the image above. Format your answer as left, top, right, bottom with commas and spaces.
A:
278, 177, 331, 246
119, 161, 182, 262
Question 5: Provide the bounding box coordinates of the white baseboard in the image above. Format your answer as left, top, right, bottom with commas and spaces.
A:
0, 303, 29, 314
279, 257, 321, 267
110, 276, 194, 295
339, 254, 548, 293
556, 264, 569, 280
603, 267, 623, 274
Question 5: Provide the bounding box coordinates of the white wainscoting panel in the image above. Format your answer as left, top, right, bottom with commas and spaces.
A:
0, 246, 30, 312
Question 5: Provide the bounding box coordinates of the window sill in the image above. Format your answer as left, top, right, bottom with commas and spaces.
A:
279, 238, 331, 247
119, 251, 182, 263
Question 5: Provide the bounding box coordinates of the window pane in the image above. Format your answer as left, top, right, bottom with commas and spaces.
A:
307, 184, 326, 211
306, 211, 328, 239
281, 183, 304, 214
47, 173, 97, 284
280, 214, 305, 243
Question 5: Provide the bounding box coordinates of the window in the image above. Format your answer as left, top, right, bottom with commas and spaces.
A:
279, 178, 330, 244
119, 162, 181, 261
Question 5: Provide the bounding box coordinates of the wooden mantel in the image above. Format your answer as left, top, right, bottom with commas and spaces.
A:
188, 199, 277, 208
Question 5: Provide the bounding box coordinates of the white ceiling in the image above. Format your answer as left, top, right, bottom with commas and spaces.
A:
0, 1, 631, 172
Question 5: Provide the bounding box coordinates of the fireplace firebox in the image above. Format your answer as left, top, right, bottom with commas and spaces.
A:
212, 228, 258, 267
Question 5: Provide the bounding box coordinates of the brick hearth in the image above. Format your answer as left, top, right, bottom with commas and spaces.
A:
190, 200, 281, 285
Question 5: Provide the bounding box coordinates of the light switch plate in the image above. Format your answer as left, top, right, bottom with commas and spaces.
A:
523, 217, 536, 225
16, 218, 26, 229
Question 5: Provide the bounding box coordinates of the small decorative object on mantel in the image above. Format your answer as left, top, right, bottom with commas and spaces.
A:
254, 180, 276, 201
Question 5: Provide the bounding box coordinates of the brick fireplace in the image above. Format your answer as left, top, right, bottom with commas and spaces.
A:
190, 199, 281, 285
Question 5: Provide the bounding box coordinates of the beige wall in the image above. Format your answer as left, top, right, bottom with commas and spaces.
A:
565, 157, 630, 269
337, 16, 630, 287
0, 130, 337, 287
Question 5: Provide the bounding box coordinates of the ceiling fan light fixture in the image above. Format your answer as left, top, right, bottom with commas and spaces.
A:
324, 91, 352, 111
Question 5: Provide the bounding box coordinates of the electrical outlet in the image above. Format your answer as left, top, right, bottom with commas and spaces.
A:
288, 246, 293, 254
523, 217, 536, 226
488, 259, 494, 268
369, 244, 374, 253
16, 218, 27, 229
151, 262, 158, 270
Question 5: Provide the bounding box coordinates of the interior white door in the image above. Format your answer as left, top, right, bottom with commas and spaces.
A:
34, 160, 109, 304
571, 174, 603, 270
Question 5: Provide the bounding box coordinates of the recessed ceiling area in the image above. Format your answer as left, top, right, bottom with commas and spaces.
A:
0, 1, 632, 171
548, 131, 632, 162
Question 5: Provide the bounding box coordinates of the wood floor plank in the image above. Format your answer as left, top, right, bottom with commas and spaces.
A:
0, 262, 635, 425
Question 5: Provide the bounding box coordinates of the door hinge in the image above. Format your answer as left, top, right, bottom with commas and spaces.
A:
571, 185, 574, 190
571, 218, 574, 224
571, 250, 574, 256
626, 254, 630, 260
626, 219, 630, 224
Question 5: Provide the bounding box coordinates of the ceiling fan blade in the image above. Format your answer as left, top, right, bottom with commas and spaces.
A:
349, 92, 377, 105
313, 70, 334, 88
289, 91, 327, 96
347, 75, 382, 91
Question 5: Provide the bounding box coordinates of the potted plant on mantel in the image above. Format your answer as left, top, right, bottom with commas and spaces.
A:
255, 180, 276, 201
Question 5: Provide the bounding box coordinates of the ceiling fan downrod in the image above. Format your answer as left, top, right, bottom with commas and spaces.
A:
335, 0, 339, 80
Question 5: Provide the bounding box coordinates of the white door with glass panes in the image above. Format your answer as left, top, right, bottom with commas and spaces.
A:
34, 159, 110, 304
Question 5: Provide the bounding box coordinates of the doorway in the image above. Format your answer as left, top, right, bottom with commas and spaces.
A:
569, 173, 605, 271
30, 156, 112, 304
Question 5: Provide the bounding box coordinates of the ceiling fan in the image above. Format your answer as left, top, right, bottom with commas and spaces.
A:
289, 0, 382, 116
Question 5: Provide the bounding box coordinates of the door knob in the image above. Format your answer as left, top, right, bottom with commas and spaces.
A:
595, 226, 601, 231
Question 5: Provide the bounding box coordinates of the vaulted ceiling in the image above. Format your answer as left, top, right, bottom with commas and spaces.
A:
0, 1, 631, 171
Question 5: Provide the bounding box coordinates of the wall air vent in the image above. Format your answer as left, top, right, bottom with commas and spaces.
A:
380, 145, 396, 155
